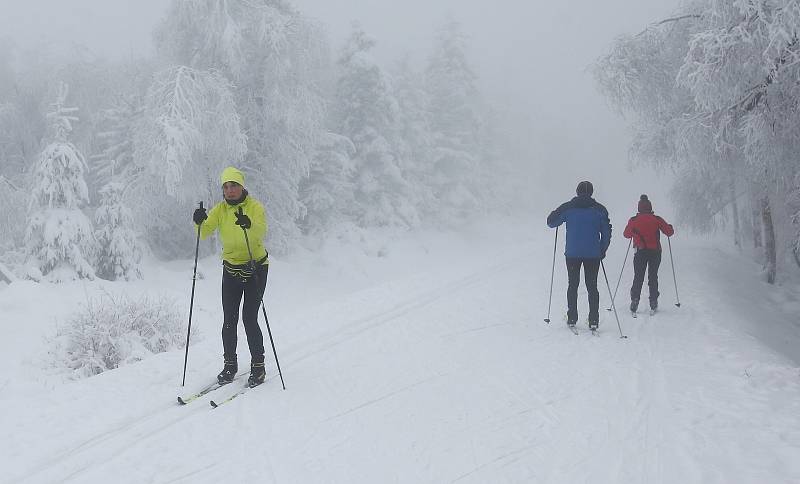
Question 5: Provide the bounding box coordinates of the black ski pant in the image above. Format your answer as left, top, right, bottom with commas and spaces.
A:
630, 248, 661, 305
221, 264, 268, 363
565, 257, 600, 323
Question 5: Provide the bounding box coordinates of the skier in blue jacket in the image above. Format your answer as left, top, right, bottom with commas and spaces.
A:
546, 181, 612, 329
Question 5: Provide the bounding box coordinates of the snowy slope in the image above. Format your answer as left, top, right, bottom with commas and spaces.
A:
2, 218, 800, 483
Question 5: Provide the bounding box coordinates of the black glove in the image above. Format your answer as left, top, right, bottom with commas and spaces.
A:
600, 248, 607, 260
234, 209, 251, 229
193, 207, 208, 224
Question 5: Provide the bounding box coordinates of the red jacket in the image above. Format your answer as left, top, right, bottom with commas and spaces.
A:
623, 213, 674, 250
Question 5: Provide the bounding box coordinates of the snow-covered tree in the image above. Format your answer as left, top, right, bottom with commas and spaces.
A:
299, 131, 356, 234
134, 66, 246, 201
392, 56, 437, 220
0, 75, 48, 179
0, 175, 21, 252
130, 65, 246, 257
0, 39, 12, 100
595, 0, 800, 283
91, 96, 142, 190
0, 103, 22, 178
332, 25, 417, 227
155, 0, 328, 253
25, 83, 96, 282
95, 180, 142, 281
425, 18, 485, 220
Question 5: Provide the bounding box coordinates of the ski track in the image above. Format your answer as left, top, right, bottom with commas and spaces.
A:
5, 235, 800, 482
7, 251, 524, 483
285, 256, 522, 366
15, 399, 207, 483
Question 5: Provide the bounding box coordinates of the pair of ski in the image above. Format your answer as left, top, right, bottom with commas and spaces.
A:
630, 309, 657, 319
177, 375, 259, 408
567, 324, 598, 336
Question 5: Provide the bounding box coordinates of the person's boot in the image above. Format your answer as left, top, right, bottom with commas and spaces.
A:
630, 298, 639, 313
588, 317, 599, 331
248, 355, 266, 388
566, 312, 577, 328
650, 298, 658, 313
248, 362, 266, 388
217, 358, 238, 385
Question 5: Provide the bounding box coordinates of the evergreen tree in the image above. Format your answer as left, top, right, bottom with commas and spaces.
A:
425, 18, 485, 220
392, 56, 437, 220
95, 180, 142, 281
299, 131, 356, 234
91, 95, 142, 190
0, 174, 20, 251
25, 83, 96, 282
333, 26, 416, 227
0, 38, 12, 100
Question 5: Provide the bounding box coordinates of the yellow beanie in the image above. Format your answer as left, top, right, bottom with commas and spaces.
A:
220, 166, 245, 187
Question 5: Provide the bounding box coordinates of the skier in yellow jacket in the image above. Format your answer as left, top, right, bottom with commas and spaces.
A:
193, 167, 269, 387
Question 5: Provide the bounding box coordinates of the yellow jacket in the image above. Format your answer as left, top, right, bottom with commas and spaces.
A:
198, 196, 269, 265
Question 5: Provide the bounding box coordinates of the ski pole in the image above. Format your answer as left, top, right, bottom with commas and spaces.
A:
182, 201, 203, 387
601, 260, 627, 339
606, 239, 631, 311
667, 236, 681, 307
544, 226, 558, 323
239, 208, 286, 390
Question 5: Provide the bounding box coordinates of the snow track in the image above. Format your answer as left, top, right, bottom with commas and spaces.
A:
3, 228, 800, 483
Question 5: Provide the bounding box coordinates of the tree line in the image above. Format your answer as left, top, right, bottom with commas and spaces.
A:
595, 0, 800, 283
0, 1, 504, 282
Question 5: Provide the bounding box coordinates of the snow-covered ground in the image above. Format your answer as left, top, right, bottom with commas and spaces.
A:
2, 217, 800, 483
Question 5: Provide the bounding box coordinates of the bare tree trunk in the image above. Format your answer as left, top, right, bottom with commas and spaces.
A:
730, 173, 741, 248
752, 190, 762, 249
761, 196, 777, 284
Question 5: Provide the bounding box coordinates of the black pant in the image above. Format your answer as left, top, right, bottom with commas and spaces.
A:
630, 249, 661, 304
566, 257, 600, 322
221, 263, 268, 362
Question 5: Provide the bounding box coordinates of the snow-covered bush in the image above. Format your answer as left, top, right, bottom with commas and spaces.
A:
48, 292, 186, 378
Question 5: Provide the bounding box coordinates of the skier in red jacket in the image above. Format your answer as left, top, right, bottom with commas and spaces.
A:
623, 195, 674, 313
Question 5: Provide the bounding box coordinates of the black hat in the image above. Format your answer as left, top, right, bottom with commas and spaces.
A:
576, 181, 593, 196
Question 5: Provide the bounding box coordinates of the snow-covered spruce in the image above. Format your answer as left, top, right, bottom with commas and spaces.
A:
332, 25, 416, 228
94, 181, 142, 281
25, 83, 96, 282
425, 18, 487, 222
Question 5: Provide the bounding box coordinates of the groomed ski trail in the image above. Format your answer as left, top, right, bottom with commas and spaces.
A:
5, 230, 800, 483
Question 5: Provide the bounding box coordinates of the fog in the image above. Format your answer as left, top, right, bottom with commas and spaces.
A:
0, 0, 679, 223
5, 8, 800, 481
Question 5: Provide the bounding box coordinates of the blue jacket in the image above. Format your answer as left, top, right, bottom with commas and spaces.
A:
547, 195, 612, 258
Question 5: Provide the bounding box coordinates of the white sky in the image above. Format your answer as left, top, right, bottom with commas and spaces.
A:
0, 0, 681, 218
